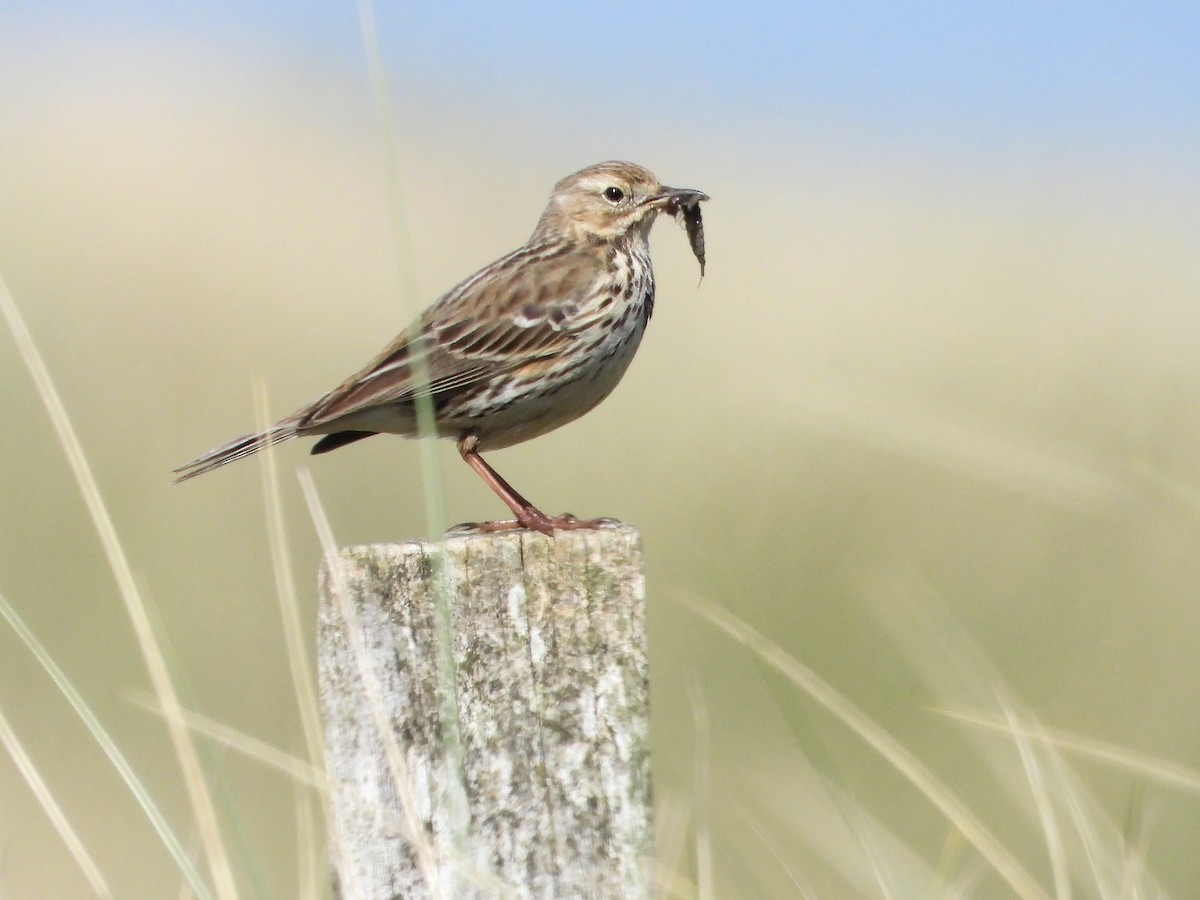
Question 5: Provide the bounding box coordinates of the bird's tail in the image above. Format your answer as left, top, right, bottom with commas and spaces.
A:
173, 422, 297, 483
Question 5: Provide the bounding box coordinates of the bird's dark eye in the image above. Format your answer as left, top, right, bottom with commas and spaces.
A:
603, 186, 625, 203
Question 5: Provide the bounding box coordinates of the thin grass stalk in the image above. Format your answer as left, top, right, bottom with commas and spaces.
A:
0, 704, 111, 897
0, 273, 238, 900
294, 776, 321, 900
651, 793, 694, 900
735, 806, 821, 900
298, 470, 445, 899
253, 382, 325, 774
938, 709, 1200, 797
356, 4, 470, 886
687, 673, 714, 900
0, 590, 212, 899
684, 594, 1051, 900
998, 699, 1070, 899
129, 695, 327, 790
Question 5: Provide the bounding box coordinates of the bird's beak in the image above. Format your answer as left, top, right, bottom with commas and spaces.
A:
643, 187, 710, 209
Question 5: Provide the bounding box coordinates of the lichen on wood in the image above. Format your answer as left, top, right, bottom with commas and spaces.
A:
319, 525, 650, 899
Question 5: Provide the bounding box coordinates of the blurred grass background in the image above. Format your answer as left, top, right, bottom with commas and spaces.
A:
2, 7, 1199, 898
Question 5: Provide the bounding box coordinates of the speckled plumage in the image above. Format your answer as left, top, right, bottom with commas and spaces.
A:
175, 161, 708, 534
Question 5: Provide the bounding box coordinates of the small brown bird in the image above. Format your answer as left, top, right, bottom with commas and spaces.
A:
175, 161, 708, 535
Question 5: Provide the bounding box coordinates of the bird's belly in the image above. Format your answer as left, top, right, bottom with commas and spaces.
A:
458, 325, 646, 451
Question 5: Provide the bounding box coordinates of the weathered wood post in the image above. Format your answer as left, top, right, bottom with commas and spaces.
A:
318, 526, 650, 899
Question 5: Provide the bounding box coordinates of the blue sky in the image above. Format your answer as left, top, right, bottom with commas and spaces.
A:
11, 2, 1199, 148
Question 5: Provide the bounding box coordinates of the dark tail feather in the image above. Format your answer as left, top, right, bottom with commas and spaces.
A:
173, 423, 297, 483
311, 430, 377, 454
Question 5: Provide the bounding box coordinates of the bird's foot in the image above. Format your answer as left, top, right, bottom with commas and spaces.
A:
445, 511, 623, 537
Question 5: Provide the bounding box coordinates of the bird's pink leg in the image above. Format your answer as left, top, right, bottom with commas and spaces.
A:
456, 436, 605, 536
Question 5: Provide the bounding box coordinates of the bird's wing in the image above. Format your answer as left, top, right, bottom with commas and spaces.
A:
296, 243, 603, 430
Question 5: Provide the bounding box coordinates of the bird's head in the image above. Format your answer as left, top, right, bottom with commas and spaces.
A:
533, 161, 708, 244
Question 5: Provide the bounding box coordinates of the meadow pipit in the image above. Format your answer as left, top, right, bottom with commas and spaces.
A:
175, 161, 708, 535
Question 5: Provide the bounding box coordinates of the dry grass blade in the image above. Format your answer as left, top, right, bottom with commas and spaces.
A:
759, 380, 1131, 509
1118, 792, 1151, 900
254, 382, 325, 776
687, 673, 714, 900
0, 589, 212, 899
0, 272, 237, 899
734, 805, 820, 900
861, 574, 1169, 897
938, 708, 1200, 797
253, 383, 328, 900
1037, 734, 1115, 896
356, 3, 469, 878
650, 792, 694, 900
683, 594, 1051, 900
997, 699, 1070, 900
0, 704, 112, 897
352, 11, 473, 892
297, 469, 447, 899
837, 786, 903, 900
294, 776, 322, 900
128, 692, 328, 790
357, 0, 446, 535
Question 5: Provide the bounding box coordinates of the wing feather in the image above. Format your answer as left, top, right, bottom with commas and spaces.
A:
296, 240, 606, 431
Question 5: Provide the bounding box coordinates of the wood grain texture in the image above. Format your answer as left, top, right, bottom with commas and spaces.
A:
319, 525, 650, 899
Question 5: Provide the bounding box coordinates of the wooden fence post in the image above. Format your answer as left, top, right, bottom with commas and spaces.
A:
318, 526, 650, 899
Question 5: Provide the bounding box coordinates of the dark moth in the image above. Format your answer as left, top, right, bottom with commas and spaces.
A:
666, 194, 706, 277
